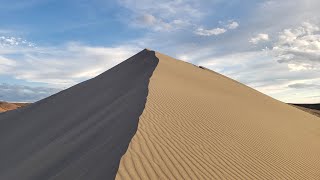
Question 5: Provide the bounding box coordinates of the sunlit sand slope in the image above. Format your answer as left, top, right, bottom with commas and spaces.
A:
117, 51, 320, 179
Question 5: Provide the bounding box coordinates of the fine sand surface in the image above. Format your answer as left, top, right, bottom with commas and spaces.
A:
0, 49, 158, 180
116, 51, 320, 179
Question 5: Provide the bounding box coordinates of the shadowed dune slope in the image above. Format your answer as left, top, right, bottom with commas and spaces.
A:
117, 51, 320, 179
0, 49, 158, 180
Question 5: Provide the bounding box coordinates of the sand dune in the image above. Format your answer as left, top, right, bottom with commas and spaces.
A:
0, 50, 158, 180
116, 51, 320, 179
0, 49, 319, 179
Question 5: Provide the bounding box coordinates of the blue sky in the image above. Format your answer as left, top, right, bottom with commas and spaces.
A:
0, 0, 320, 103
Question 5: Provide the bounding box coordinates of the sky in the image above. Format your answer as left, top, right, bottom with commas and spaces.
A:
0, 0, 319, 103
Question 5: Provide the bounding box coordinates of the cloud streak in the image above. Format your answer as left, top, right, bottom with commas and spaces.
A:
0, 36, 35, 47
250, 33, 269, 44
0, 41, 139, 87
194, 21, 239, 36
288, 83, 320, 89
195, 27, 227, 36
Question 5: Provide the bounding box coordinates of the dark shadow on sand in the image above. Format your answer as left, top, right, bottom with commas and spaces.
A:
0, 49, 159, 180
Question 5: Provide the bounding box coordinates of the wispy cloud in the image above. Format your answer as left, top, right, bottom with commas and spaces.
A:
118, 0, 204, 20
194, 21, 239, 36
133, 14, 190, 32
250, 33, 269, 44
195, 27, 227, 36
0, 36, 35, 47
226, 21, 239, 30
118, 0, 202, 32
198, 50, 320, 103
117, 0, 231, 33
0, 39, 139, 87
288, 83, 320, 89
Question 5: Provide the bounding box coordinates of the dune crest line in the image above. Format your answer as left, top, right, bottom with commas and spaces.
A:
0, 49, 159, 180
116, 51, 320, 179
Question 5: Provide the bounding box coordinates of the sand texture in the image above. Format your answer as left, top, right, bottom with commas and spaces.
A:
116, 51, 320, 179
0, 49, 158, 180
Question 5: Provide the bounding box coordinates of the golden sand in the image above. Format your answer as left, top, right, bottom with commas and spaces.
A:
117, 51, 320, 179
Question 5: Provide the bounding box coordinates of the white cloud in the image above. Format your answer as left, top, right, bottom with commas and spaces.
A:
118, 0, 320, 103
0, 36, 35, 47
0, 41, 140, 87
226, 21, 239, 29
118, 0, 203, 31
287, 63, 315, 71
0, 56, 16, 66
195, 27, 227, 36
256, 0, 320, 27
198, 50, 320, 103
118, 0, 240, 35
135, 14, 184, 31
194, 20, 239, 36
250, 33, 269, 44
0, 56, 17, 72
270, 22, 320, 70
118, 0, 204, 20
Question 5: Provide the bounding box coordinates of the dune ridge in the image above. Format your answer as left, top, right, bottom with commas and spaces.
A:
116, 51, 320, 179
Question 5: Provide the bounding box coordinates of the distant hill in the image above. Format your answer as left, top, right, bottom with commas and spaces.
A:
290, 104, 320, 118
0, 101, 29, 112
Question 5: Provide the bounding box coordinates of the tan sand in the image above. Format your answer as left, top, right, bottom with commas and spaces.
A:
117, 50, 320, 179
0, 102, 28, 112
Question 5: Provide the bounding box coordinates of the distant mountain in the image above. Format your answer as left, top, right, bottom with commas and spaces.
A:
0, 49, 319, 180
290, 104, 320, 118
